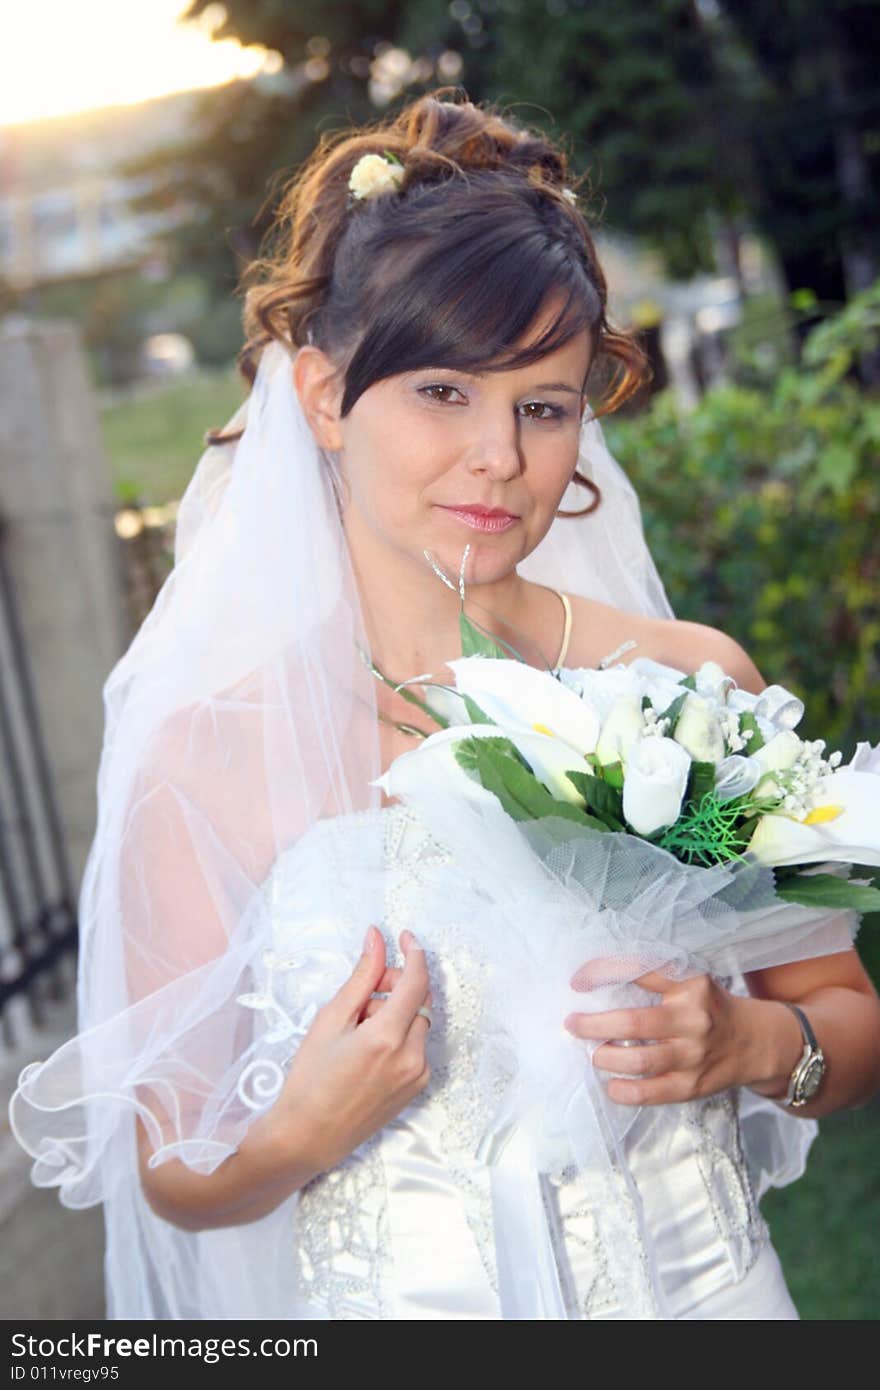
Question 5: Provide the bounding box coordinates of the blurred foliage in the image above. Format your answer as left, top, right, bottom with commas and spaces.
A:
470, 0, 740, 277
605, 280, 880, 984
99, 367, 246, 503
604, 278, 880, 754
135, 0, 880, 322
719, 1, 880, 313
761, 1095, 880, 1319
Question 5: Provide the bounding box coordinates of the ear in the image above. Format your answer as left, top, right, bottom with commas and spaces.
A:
293, 345, 345, 452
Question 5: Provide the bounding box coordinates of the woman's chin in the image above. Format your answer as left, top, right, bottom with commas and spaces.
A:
426, 536, 523, 589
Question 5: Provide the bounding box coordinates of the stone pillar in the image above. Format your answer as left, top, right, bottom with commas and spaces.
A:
0, 317, 128, 896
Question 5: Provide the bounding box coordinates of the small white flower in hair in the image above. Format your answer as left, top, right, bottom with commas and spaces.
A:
348, 150, 405, 200
562, 187, 577, 204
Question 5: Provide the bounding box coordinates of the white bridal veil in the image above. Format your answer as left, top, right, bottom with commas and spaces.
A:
8, 340, 853, 1319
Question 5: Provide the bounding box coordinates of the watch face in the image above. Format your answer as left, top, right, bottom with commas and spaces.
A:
799, 1056, 825, 1099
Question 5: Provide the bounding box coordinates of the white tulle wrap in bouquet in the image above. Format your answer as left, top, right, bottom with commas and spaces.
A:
372, 605, 880, 1319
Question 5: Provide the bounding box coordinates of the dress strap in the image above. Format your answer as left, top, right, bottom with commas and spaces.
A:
553, 590, 572, 669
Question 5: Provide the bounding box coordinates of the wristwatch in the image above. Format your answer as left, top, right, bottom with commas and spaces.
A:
778, 1003, 825, 1108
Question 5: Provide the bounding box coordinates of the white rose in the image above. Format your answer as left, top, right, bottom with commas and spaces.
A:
594, 694, 645, 766
348, 154, 404, 199
622, 736, 692, 837
672, 691, 726, 764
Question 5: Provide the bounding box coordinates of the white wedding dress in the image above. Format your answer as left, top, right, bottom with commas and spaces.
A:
254, 797, 801, 1321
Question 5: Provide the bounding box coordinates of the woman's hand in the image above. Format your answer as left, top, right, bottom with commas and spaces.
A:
564, 963, 749, 1106
268, 925, 433, 1171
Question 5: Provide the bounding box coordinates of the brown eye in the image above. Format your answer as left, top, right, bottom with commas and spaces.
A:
520, 402, 565, 421
419, 384, 463, 403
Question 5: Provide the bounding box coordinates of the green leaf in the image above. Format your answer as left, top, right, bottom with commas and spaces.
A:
738, 711, 765, 755
602, 759, 625, 791
459, 608, 513, 660
686, 759, 716, 804
456, 736, 608, 829
565, 769, 626, 830
849, 863, 880, 890
678, 674, 698, 691
461, 693, 496, 726
458, 608, 508, 656
660, 690, 689, 727
774, 874, 880, 913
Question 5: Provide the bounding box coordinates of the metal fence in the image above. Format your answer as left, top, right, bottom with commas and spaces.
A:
0, 514, 78, 1048
0, 498, 175, 1048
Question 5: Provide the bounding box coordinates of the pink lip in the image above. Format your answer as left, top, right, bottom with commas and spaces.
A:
439, 504, 520, 533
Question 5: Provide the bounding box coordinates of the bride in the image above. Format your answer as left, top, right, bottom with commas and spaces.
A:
9, 88, 880, 1321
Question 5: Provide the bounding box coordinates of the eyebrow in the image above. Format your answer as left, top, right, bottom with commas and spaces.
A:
527, 381, 583, 396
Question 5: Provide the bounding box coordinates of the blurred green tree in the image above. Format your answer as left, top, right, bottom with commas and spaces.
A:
721, 1, 880, 315
125, 1, 880, 364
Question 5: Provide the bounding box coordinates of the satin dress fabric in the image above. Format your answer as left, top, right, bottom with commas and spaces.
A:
262, 800, 800, 1321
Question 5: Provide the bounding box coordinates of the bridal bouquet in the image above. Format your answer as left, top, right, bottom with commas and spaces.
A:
372, 598, 880, 1166
368, 593, 879, 1318
378, 610, 880, 913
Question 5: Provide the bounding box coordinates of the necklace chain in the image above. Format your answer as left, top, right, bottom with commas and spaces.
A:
356, 642, 435, 739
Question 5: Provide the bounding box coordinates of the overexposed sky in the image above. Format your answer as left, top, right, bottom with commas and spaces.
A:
0, 1, 279, 127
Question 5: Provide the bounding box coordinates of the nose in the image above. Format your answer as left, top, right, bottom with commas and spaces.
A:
462, 408, 523, 482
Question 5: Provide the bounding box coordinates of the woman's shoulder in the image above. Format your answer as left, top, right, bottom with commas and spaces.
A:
564, 593, 767, 695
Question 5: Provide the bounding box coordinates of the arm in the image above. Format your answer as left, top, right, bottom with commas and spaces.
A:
135, 1106, 323, 1233
135, 925, 433, 1233
738, 948, 880, 1117
670, 622, 880, 1116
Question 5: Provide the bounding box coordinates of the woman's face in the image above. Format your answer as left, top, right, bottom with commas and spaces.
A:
296, 298, 592, 590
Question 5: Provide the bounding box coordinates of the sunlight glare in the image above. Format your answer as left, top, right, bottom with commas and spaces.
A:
0, 1, 278, 127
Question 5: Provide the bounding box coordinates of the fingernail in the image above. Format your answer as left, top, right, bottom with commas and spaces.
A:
363, 925, 375, 952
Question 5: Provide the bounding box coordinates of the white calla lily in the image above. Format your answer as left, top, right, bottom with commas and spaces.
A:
373, 718, 593, 812
446, 656, 601, 756
502, 728, 594, 807
373, 723, 507, 809
745, 767, 880, 867
849, 740, 880, 775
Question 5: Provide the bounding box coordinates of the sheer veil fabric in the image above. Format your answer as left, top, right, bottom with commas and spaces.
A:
8, 340, 850, 1318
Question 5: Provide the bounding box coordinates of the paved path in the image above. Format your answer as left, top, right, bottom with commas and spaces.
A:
0, 985, 105, 1320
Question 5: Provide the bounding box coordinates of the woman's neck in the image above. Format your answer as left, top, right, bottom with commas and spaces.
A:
343, 513, 538, 682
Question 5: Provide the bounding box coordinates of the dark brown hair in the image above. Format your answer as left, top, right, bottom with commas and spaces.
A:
209, 87, 651, 515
